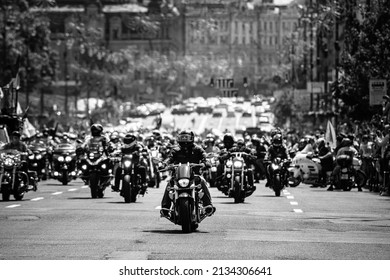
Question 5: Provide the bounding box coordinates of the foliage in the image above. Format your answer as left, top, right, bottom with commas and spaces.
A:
273, 92, 295, 128
340, 1, 390, 120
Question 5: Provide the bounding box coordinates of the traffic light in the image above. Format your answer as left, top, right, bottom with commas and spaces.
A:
210, 78, 214, 87
243, 77, 248, 87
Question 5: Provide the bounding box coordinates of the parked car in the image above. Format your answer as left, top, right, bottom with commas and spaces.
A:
212, 108, 225, 117
196, 104, 213, 114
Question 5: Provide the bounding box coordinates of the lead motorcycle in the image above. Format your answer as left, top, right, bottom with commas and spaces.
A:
79, 146, 113, 198
333, 154, 366, 191
160, 163, 213, 233
221, 152, 254, 203
51, 143, 78, 185
0, 150, 36, 201
118, 152, 144, 203
268, 157, 291, 196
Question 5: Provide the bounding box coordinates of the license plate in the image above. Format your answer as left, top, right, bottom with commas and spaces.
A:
211, 167, 217, 172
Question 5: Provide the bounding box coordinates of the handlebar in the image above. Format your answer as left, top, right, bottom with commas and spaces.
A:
159, 163, 204, 172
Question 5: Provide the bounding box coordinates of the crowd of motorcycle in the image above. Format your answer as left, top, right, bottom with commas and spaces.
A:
1, 118, 390, 233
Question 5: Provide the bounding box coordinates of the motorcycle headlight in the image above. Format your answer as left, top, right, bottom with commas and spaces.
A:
178, 179, 190, 188
28, 155, 35, 160
101, 164, 107, 169
89, 153, 95, 159
226, 160, 233, 168
233, 161, 243, 169
272, 163, 279, 169
4, 158, 14, 166
36, 154, 42, 160
123, 160, 131, 168
58, 156, 65, 162
65, 156, 72, 162
82, 164, 87, 170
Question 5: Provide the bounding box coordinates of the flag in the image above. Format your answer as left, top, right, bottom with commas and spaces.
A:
325, 120, 337, 149
22, 118, 37, 138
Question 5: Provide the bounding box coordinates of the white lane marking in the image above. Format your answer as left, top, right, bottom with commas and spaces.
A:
52, 192, 63, 195
68, 188, 78, 192
290, 201, 298, 205
6, 204, 21, 208
31, 197, 44, 201
155, 206, 161, 210
81, 186, 89, 189
293, 209, 303, 213
283, 191, 290, 195
217, 116, 224, 131
286, 195, 294, 199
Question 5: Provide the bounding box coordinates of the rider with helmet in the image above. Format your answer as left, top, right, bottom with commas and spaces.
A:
82, 124, 111, 156
251, 136, 267, 182
112, 133, 148, 194
315, 138, 334, 187
160, 130, 215, 217
215, 133, 236, 192
265, 133, 289, 187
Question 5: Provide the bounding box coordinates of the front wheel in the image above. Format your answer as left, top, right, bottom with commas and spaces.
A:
122, 175, 132, 203
178, 199, 192, 233
274, 175, 282, 197
89, 173, 99, 198
14, 191, 24, 201
233, 181, 243, 203
355, 170, 367, 188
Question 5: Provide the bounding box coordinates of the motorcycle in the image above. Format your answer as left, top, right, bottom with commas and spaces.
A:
288, 152, 328, 187
28, 141, 51, 181
0, 151, 36, 201
334, 154, 366, 191
268, 157, 291, 196
160, 163, 213, 233
79, 146, 113, 198
119, 153, 144, 203
146, 148, 161, 188
51, 143, 78, 185
203, 152, 219, 188
222, 152, 253, 203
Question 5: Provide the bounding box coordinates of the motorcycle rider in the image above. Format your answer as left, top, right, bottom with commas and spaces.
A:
160, 130, 215, 217
313, 138, 334, 187
215, 133, 236, 193
328, 138, 360, 191
111, 133, 148, 195
1, 131, 38, 191
204, 134, 220, 154
265, 134, 290, 187
251, 136, 267, 182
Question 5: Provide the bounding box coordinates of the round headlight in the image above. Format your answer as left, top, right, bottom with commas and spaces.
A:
28, 155, 35, 160
82, 164, 87, 170
226, 160, 233, 168
178, 179, 190, 188
89, 153, 95, 159
58, 156, 64, 162
101, 164, 107, 169
233, 161, 243, 168
4, 158, 14, 166
123, 161, 131, 168
36, 154, 42, 160
65, 156, 72, 162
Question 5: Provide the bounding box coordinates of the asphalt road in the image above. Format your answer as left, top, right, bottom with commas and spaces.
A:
0, 178, 389, 260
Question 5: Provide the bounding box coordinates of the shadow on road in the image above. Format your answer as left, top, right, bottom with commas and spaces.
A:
143, 229, 210, 234
67, 197, 107, 200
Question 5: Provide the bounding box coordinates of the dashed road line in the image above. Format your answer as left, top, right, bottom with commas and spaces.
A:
286, 195, 294, 199
155, 206, 161, 210
30, 197, 44, 201
81, 186, 89, 189
293, 209, 303, 213
6, 204, 20, 208
52, 192, 63, 195
68, 188, 78, 192
290, 201, 298, 205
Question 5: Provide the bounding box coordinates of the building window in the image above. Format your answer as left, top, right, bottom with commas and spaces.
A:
269, 21, 273, 32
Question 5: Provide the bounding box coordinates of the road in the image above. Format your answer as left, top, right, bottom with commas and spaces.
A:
0, 178, 389, 260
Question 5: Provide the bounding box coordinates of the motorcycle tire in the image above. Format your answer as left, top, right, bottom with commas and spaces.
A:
355, 170, 367, 188
179, 198, 192, 233
2, 190, 11, 201
274, 176, 281, 197
97, 188, 105, 198
62, 171, 69, 186
233, 181, 243, 203
122, 175, 132, 203
13, 191, 24, 201
89, 173, 99, 198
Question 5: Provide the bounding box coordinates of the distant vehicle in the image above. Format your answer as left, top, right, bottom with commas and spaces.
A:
171, 104, 193, 115
196, 104, 213, 114
234, 105, 244, 113
242, 109, 252, 117
244, 127, 263, 137
212, 108, 225, 117
255, 106, 265, 116
226, 107, 235, 118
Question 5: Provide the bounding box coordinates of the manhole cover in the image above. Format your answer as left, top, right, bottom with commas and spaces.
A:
7, 216, 40, 221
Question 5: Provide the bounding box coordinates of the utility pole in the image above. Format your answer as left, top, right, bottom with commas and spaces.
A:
334, 0, 340, 127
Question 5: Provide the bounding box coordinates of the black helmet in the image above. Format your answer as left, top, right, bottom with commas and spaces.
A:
177, 130, 194, 149
12, 131, 21, 138
251, 137, 261, 147
223, 133, 235, 149
123, 134, 137, 146
91, 124, 103, 137
272, 134, 282, 147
